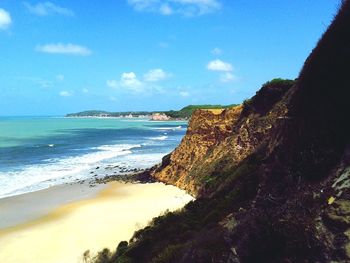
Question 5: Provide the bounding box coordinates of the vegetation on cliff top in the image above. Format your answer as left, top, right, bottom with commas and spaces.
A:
165, 104, 238, 119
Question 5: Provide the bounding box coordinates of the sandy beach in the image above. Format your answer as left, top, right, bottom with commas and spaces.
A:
0, 181, 194, 263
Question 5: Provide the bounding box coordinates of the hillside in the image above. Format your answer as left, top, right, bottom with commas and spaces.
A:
91, 1, 350, 262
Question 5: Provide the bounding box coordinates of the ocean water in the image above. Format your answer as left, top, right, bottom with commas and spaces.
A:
0, 117, 187, 199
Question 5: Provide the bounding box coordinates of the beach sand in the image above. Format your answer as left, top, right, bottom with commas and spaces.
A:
0, 182, 194, 263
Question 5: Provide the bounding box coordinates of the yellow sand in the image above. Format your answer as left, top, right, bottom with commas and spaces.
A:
0, 182, 194, 263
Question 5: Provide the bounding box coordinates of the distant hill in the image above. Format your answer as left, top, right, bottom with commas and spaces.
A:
66, 110, 151, 118
66, 110, 111, 117
66, 104, 238, 119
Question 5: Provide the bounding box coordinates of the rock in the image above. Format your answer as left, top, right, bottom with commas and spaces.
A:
151, 106, 244, 195
219, 214, 237, 231
150, 113, 170, 121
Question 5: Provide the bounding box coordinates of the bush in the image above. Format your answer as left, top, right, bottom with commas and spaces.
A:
262, 78, 296, 88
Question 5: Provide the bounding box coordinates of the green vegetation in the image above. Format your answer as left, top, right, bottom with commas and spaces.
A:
164, 104, 238, 119
66, 104, 238, 119
66, 110, 152, 118
242, 78, 296, 116
261, 78, 296, 88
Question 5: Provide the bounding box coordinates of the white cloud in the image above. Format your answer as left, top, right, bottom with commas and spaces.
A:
207, 59, 237, 82
207, 59, 233, 72
107, 72, 144, 93
179, 91, 190, 97
59, 90, 73, 97
211, 47, 222, 56
23, 2, 74, 16
108, 69, 170, 94
143, 68, 170, 82
128, 0, 221, 16
121, 72, 143, 91
0, 8, 11, 30
36, 43, 92, 56
220, 72, 236, 83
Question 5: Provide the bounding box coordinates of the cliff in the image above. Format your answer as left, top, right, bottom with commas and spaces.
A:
93, 1, 350, 262
152, 78, 294, 197
152, 106, 243, 195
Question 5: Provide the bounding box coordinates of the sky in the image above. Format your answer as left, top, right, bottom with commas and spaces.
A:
0, 0, 342, 116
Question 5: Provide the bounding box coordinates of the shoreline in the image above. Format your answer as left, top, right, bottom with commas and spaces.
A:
0, 180, 194, 263
0, 181, 107, 229
0, 167, 159, 230
64, 116, 188, 122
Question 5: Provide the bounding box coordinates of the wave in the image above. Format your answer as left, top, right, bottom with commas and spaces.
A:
152, 126, 183, 131
147, 136, 168, 141
0, 144, 139, 199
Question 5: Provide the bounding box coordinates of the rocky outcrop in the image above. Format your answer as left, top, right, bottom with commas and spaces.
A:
152, 107, 243, 195
150, 113, 170, 121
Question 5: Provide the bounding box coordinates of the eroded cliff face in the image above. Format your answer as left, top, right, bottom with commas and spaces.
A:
151, 107, 242, 195
152, 79, 293, 197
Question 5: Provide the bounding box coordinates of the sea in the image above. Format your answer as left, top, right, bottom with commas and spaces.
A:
0, 117, 187, 199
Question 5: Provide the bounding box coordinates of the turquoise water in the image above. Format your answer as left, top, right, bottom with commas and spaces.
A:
0, 117, 187, 198
0, 117, 165, 147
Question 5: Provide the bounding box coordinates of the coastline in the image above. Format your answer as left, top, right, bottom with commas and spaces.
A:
0, 180, 194, 263
64, 116, 188, 122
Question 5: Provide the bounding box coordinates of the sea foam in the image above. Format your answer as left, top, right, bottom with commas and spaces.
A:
147, 135, 168, 141
0, 144, 139, 199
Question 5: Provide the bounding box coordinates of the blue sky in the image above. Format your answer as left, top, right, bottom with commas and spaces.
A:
0, 0, 341, 116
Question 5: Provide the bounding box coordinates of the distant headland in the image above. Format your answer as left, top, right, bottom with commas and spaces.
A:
65, 104, 238, 121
